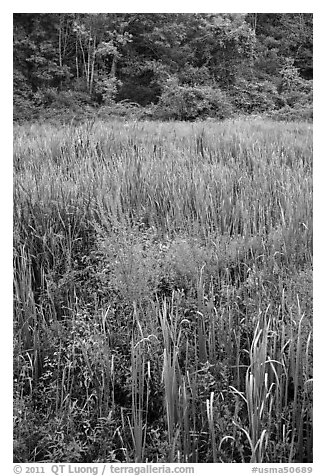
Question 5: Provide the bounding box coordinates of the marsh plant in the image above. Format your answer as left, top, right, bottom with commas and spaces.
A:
13, 118, 312, 463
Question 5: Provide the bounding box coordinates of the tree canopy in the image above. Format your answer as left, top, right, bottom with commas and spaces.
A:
13, 13, 313, 121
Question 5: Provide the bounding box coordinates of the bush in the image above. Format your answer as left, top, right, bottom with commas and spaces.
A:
13, 70, 38, 121
13, 96, 38, 122
97, 100, 153, 122
156, 77, 234, 120
94, 76, 122, 105
15, 87, 99, 124
34, 88, 93, 110
267, 104, 313, 122
278, 59, 312, 109
230, 77, 281, 114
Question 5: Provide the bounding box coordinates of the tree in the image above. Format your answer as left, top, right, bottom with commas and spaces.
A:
13, 13, 313, 120
246, 13, 313, 80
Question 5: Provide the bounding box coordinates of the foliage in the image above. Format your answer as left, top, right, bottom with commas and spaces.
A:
279, 59, 312, 109
230, 77, 280, 114
157, 77, 234, 120
14, 118, 312, 463
95, 77, 122, 105
246, 13, 313, 80
13, 13, 312, 121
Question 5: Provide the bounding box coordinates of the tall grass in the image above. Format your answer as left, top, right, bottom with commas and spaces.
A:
13, 118, 312, 463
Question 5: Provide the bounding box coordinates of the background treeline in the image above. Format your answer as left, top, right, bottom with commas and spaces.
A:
13, 13, 313, 122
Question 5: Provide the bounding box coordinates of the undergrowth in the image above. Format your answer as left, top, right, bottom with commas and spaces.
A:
13, 118, 312, 463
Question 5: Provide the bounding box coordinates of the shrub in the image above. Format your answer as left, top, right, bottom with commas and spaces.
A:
98, 100, 144, 120
156, 77, 234, 120
34, 88, 93, 110
94, 76, 122, 105
268, 104, 313, 122
230, 77, 281, 114
13, 70, 38, 121
279, 59, 312, 107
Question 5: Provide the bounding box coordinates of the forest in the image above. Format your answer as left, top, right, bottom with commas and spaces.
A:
13, 13, 313, 122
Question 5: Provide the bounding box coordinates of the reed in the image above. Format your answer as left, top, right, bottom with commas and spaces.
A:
13, 118, 312, 463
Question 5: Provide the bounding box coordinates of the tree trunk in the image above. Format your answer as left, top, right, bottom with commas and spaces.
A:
78, 34, 87, 81
253, 13, 257, 34
58, 15, 62, 89
89, 34, 96, 95
110, 54, 117, 78
75, 36, 79, 79
86, 30, 92, 91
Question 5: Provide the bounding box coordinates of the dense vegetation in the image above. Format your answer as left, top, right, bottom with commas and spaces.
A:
13, 13, 312, 122
14, 118, 312, 463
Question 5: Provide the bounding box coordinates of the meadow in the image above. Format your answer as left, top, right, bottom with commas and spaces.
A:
13, 118, 313, 463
